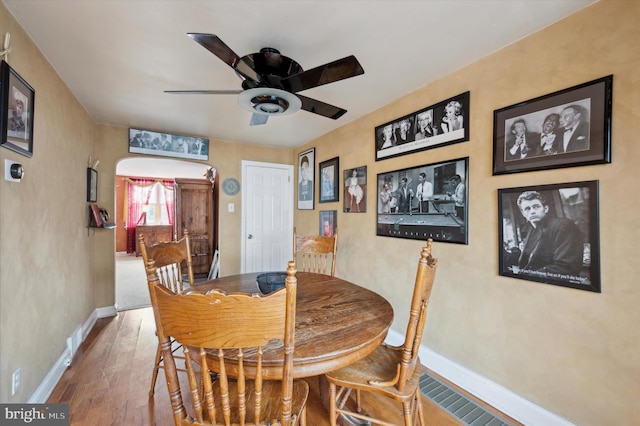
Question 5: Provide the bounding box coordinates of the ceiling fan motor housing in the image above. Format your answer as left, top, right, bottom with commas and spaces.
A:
239, 47, 303, 90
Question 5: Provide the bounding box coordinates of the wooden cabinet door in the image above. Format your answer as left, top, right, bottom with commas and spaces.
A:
174, 179, 214, 275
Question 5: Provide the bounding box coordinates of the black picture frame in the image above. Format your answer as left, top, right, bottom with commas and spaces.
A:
343, 166, 367, 213
0, 61, 35, 158
493, 75, 612, 175
376, 157, 468, 244
297, 147, 315, 210
375, 92, 469, 161
128, 128, 209, 161
498, 180, 600, 293
319, 157, 339, 203
87, 167, 98, 202
319, 210, 337, 237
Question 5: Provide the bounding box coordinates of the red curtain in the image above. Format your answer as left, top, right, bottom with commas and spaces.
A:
125, 178, 174, 253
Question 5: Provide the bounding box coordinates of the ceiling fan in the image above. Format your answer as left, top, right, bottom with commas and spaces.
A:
166, 34, 365, 126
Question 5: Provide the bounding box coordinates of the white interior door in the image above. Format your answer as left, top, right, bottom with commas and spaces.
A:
241, 161, 293, 273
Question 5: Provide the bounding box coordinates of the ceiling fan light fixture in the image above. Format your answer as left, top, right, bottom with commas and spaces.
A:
238, 87, 301, 116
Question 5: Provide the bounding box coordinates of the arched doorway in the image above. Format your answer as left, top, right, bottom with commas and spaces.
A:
114, 157, 215, 311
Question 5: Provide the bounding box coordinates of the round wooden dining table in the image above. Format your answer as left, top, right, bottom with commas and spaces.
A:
188, 272, 394, 380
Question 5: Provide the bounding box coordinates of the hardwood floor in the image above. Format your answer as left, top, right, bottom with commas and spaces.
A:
47, 307, 470, 425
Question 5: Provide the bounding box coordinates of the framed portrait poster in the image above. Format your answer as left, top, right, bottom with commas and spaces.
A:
376, 157, 468, 244
0, 61, 35, 157
319, 210, 337, 237
343, 166, 366, 213
493, 75, 612, 175
129, 128, 209, 161
297, 147, 315, 210
87, 167, 98, 202
319, 157, 339, 203
498, 180, 600, 292
375, 92, 469, 161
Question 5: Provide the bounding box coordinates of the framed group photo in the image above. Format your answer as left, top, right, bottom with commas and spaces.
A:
297, 147, 315, 210
319, 157, 339, 203
0, 61, 35, 158
493, 75, 612, 175
375, 92, 469, 161
129, 128, 209, 161
344, 166, 367, 213
498, 180, 600, 292
376, 157, 468, 244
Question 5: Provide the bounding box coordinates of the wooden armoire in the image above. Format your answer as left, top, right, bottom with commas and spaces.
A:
174, 178, 216, 276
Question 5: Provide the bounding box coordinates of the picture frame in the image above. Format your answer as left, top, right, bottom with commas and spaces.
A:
297, 147, 315, 210
498, 180, 600, 292
319, 156, 339, 203
493, 75, 613, 175
375, 92, 469, 161
319, 210, 337, 237
0, 61, 35, 158
343, 166, 367, 213
128, 128, 209, 161
376, 157, 468, 244
87, 167, 98, 202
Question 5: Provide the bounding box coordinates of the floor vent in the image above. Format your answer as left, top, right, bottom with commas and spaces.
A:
420, 373, 513, 426
66, 326, 83, 365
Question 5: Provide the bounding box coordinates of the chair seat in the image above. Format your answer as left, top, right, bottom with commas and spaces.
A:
200, 379, 309, 424
325, 344, 421, 399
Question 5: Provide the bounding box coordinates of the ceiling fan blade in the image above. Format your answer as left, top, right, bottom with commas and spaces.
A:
164, 90, 242, 95
250, 113, 269, 126
297, 94, 347, 120
187, 33, 259, 82
281, 55, 364, 93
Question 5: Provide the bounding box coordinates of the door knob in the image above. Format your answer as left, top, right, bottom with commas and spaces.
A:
248, 234, 253, 239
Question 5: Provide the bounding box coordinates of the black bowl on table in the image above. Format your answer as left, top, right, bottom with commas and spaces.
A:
256, 272, 287, 294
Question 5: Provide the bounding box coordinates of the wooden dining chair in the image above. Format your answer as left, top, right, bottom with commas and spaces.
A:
324, 239, 438, 426
146, 259, 309, 425
138, 229, 195, 293
139, 229, 195, 397
293, 227, 338, 276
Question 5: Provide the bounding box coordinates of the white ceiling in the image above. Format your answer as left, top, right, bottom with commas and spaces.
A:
3, 0, 596, 150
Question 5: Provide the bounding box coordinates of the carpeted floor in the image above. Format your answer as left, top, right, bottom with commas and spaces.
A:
115, 252, 150, 311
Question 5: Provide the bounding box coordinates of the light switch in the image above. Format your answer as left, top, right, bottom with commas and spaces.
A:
228, 203, 235, 213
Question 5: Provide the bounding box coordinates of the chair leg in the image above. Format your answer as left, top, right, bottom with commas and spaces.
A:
149, 343, 163, 397
329, 382, 337, 426
415, 392, 425, 426
402, 400, 413, 426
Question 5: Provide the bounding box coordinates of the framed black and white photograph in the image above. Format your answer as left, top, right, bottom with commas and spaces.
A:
375, 92, 469, 161
319, 210, 337, 237
297, 147, 315, 210
319, 157, 339, 203
498, 180, 600, 292
0, 61, 35, 158
129, 128, 209, 161
344, 166, 366, 213
493, 75, 612, 175
87, 167, 98, 202
376, 157, 468, 244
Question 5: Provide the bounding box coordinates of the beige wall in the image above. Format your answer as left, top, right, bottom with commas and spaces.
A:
294, 1, 639, 424
0, 5, 97, 401
1, 0, 638, 424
